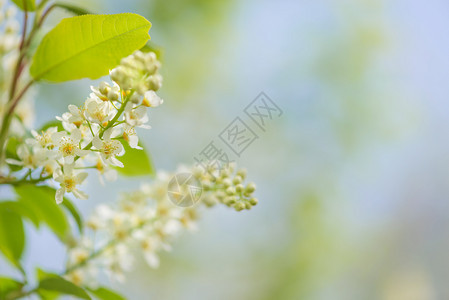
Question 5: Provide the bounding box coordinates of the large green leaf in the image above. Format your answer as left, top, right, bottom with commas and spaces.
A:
88, 287, 126, 300
39, 276, 91, 300
116, 142, 155, 176
14, 185, 71, 243
11, 0, 36, 11
30, 13, 151, 82
0, 203, 25, 268
0, 200, 40, 228
0, 277, 24, 299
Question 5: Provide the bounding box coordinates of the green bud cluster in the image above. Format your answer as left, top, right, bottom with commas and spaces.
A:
110, 51, 162, 95
195, 164, 258, 211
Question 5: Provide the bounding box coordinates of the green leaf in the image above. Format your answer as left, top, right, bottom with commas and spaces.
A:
5, 136, 23, 172
38, 120, 64, 132
39, 276, 91, 300
54, 2, 91, 15
61, 197, 84, 233
0, 204, 25, 268
14, 185, 71, 243
88, 287, 125, 300
30, 13, 152, 82
0, 277, 24, 299
0, 200, 40, 228
116, 142, 155, 176
11, 0, 36, 11
36, 269, 60, 300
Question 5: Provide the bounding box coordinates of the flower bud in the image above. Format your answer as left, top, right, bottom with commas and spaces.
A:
232, 176, 242, 185
245, 182, 256, 194
249, 197, 258, 206
222, 178, 232, 188
225, 196, 237, 205
235, 184, 244, 193
233, 202, 246, 211
226, 186, 235, 195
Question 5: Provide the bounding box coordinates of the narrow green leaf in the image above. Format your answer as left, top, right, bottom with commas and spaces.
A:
116, 142, 155, 176
0, 204, 25, 267
30, 13, 152, 82
61, 197, 84, 233
39, 276, 91, 299
0, 277, 24, 299
11, 0, 36, 11
88, 287, 126, 300
14, 185, 71, 243
54, 2, 91, 15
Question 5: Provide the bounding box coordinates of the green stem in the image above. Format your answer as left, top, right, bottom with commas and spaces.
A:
74, 93, 132, 162
0, 174, 52, 186
0, 2, 53, 171
0, 80, 35, 167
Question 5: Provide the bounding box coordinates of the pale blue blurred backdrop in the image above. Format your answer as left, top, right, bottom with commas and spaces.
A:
3, 0, 449, 299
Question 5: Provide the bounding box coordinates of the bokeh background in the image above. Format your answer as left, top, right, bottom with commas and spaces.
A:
3, 0, 449, 299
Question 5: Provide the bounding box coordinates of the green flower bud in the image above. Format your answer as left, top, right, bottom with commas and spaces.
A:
226, 186, 235, 195
225, 196, 237, 205
234, 202, 246, 211
223, 178, 232, 188
245, 182, 256, 194
232, 176, 242, 185
235, 184, 244, 193
249, 197, 258, 206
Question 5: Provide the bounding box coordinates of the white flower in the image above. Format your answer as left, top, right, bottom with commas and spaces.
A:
140, 236, 161, 268
90, 82, 120, 102
27, 126, 58, 149
122, 124, 142, 149
41, 159, 59, 176
92, 154, 118, 185
124, 102, 150, 129
52, 128, 90, 164
56, 105, 85, 128
53, 164, 88, 204
92, 128, 124, 167
84, 97, 112, 126
56, 112, 76, 132
142, 91, 163, 107
104, 244, 133, 283
5, 144, 47, 169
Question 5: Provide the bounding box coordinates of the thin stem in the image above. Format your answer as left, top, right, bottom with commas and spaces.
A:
1, 1, 55, 170
0, 80, 35, 166
0, 174, 52, 186
18, 2, 28, 51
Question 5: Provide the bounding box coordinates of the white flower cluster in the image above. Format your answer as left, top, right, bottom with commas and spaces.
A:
64, 164, 257, 286
5, 51, 164, 204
